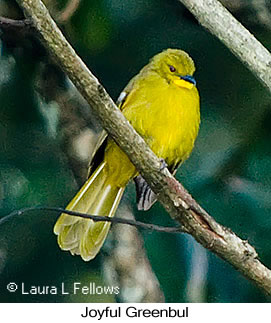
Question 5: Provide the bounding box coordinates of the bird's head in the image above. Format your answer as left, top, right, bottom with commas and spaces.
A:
150, 48, 196, 90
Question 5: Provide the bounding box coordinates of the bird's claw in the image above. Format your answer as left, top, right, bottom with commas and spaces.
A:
159, 158, 168, 171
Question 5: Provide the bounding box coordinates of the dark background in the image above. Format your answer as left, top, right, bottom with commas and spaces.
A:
0, 0, 271, 302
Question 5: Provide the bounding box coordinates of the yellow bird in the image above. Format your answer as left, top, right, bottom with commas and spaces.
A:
54, 49, 200, 261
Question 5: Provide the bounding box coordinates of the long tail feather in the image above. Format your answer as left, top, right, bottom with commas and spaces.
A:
54, 162, 124, 261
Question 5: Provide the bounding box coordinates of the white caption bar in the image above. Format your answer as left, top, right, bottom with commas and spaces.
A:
0, 303, 268, 322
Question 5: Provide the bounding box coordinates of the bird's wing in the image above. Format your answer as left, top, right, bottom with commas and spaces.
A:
90, 70, 162, 211
87, 79, 137, 178
117, 73, 140, 110
117, 74, 157, 211
87, 130, 108, 178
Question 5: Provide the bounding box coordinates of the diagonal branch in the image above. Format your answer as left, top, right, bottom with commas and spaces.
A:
179, 0, 271, 94
15, 0, 271, 294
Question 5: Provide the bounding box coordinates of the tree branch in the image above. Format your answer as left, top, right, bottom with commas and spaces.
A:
15, 0, 271, 294
0, 16, 32, 32
179, 0, 271, 93
0, 16, 34, 42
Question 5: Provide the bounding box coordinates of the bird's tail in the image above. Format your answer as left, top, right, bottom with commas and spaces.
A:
53, 161, 124, 261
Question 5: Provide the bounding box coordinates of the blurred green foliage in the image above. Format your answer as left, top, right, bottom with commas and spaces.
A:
0, 0, 271, 303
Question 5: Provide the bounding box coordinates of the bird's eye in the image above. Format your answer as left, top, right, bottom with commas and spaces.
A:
169, 65, 176, 72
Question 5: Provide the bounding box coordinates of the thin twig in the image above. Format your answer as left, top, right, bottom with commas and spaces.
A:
0, 16, 33, 34
3, 206, 184, 234
0, 16, 35, 47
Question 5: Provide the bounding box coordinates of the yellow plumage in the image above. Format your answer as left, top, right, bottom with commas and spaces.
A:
54, 48, 200, 261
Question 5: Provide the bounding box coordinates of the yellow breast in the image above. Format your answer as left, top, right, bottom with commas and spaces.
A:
122, 75, 200, 169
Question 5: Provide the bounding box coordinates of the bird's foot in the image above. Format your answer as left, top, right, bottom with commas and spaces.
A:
159, 158, 168, 171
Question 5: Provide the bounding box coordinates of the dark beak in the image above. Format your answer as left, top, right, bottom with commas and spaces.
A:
180, 75, 196, 86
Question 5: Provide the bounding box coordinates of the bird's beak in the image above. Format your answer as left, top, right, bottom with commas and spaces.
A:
173, 75, 196, 90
